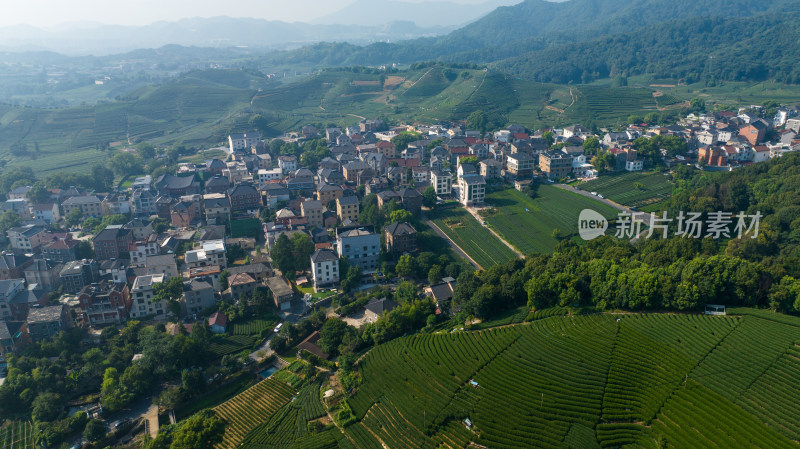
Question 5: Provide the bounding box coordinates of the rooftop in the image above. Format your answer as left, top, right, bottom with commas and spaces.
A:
26, 305, 65, 324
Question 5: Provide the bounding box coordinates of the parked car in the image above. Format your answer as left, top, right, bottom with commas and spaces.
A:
273, 323, 283, 333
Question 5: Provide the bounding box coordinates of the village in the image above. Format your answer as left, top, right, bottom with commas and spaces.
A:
0, 100, 798, 445
1, 103, 799, 356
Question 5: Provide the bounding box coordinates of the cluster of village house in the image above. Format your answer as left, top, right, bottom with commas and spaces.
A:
2, 104, 799, 360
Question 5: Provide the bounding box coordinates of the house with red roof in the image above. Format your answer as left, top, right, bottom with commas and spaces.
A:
209, 311, 228, 334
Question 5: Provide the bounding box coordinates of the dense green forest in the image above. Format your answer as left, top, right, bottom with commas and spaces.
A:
495, 12, 800, 85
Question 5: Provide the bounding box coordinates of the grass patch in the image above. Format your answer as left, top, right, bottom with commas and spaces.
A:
485, 185, 617, 254
429, 207, 518, 269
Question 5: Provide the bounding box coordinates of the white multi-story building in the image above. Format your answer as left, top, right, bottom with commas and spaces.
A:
185, 240, 227, 270
431, 171, 453, 195
129, 235, 159, 266
625, 160, 644, 172
228, 132, 260, 153
129, 274, 167, 319
278, 156, 298, 174
458, 174, 486, 207
257, 168, 283, 183
310, 249, 339, 290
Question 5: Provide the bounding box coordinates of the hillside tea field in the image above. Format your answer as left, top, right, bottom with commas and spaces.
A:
214, 312, 800, 448
578, 171, 674, 209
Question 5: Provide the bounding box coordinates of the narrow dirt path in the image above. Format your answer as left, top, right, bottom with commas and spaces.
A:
465, 207, 524, 259
425, 218, 482, 270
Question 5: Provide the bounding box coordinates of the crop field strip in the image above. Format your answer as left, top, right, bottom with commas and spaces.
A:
213, 377, 297, 449
230, 319, 275, 336
0, 421, 35, 449
208, 334, 260, 358
237, 379, 346, 449
484, 186, 617, 254
429, 208, 517, 269
578, 171, 673, 208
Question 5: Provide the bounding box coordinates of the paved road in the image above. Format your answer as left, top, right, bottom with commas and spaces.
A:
424, 218, 482, 270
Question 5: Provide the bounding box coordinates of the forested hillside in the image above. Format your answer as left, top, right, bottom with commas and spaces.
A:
495, 12, 800, 84
255, 0, 800, 86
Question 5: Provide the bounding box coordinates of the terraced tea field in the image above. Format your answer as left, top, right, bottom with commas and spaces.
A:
578, 170, 674, 209
207, 311, 800, 448
335, 312, 800, 449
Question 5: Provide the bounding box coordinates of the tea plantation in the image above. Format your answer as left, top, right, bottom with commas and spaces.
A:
212, 312, 800, 448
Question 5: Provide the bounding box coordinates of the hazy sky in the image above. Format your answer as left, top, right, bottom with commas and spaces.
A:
2, 0, 496, 28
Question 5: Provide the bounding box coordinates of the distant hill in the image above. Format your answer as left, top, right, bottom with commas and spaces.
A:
313, 0, 522, 28
0, 16, 449, 56
253, 0, 800, 77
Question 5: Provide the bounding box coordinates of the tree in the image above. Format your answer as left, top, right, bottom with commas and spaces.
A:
318, 318, 355, 355
166, 409, 225, 449
389, 209, 413, 224
83, 419, 106, 443
181, 369, 205, 393
65, 208, 83, 227
687, 97, 706, 114
219, 270, 231, 291
422, 186, 437, 208
0, 211, 21, 236
582, 137, 601, 156
466, 110, 489, 133
108, 152, 143, 177
428, 265, 443, 285
136, 143, 156, 161
271, 234, 295, 277
153, 277, 185, 304
291, 233, 315, 270
390, 131, 422, 152
628, 114, 644, 125
394, 281, 417, 303
75, 241, 95, 259
395, 254, 416, 278
32, 392, 62, 422
92, 165, 115, 191
542, 131, 555, 148
26, 181, 50, 204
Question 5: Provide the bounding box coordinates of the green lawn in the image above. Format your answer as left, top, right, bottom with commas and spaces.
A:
577, 170, 674, 209
484, 186, 618, 254
430, 207, 518, 269
295, 284, 336, 301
